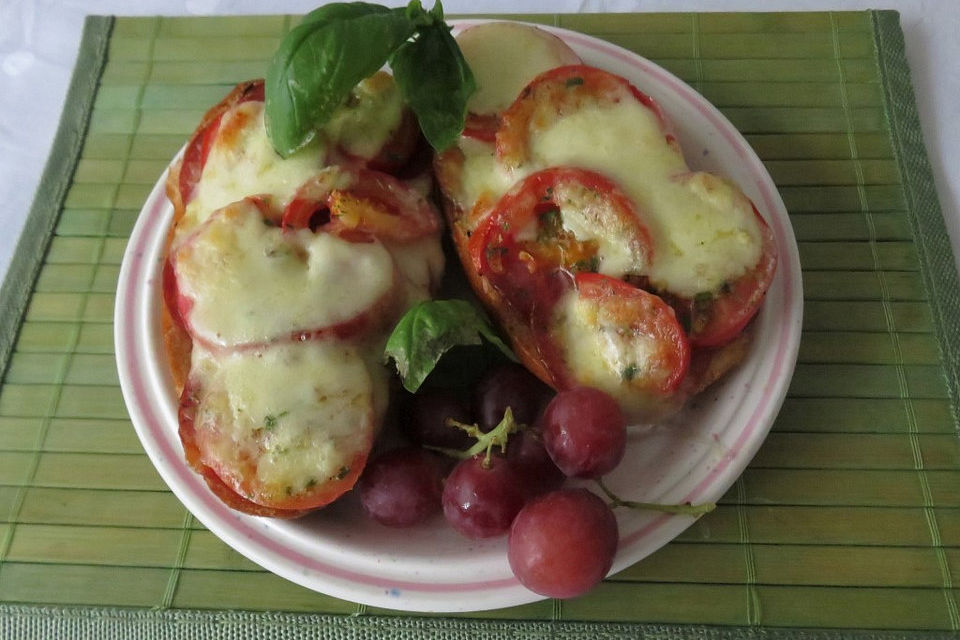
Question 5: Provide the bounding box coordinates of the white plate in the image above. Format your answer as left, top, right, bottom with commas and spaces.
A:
115, 21, 803, 613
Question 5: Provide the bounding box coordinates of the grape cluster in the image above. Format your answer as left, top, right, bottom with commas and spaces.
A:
357, 363, 629, 599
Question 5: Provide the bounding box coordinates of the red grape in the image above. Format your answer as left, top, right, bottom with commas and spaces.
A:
358, 447, 443, 527
474, 363, 554, 431
508, 488, 618, 598
541, 386, 626, 478
506, 428, 565, 498
399, 388, 473, 450
442, 454, 526, 538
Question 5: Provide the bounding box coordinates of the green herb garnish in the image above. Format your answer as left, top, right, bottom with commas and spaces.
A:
573, 255, 600, 273
384, 299, 516, 392
263, 410, 289, 430
537, 207, 562, 242
265, 1, 475, 156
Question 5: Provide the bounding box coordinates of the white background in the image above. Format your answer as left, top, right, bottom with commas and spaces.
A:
1, 0, 958, 285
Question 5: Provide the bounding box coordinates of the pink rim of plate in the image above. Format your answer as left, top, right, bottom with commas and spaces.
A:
115, 21, 802, 612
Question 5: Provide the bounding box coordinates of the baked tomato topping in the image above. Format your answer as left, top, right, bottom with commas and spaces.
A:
162, 256, 191, 333
178, 383, 308, 518
178, 79, 265, 207
170, 197, 400, 350
496, 65, 677, 169
178, 379, 369, 515
469, 167, 653, 293
466, 168, 680, 393
462, 112, 500, 143
667, 205, 777, 348
570, 273, 690, 394
282, 167, 440, 243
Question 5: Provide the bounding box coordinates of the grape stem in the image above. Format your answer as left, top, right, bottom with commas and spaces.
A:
428, 407, 521, 467
595, 478, 716, 516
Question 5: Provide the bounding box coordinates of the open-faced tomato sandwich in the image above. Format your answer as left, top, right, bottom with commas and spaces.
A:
158, 12, 777, 520
435, 23, 777, 423
162, 73, 444, 518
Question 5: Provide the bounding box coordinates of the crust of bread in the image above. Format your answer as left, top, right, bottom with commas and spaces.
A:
161, 308, 192, 396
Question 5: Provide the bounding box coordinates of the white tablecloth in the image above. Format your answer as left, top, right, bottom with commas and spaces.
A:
2, 0, 958, 283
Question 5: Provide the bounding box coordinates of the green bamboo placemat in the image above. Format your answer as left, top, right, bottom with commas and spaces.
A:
3, 9, 960, 638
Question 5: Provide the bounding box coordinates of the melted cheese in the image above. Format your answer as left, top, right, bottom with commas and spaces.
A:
182, 102, 328, 235
553, 289, 677, 421
174, 200, 396, 348
457, 99, 763, 297
182, 74, 407, 239
555, 289, 650, 386
550, 180, 649, 277
457, 137, 516, 221
528, 100, 762, 297
174, 78, 445, 509
385, 236, 446, 309
459, 23, 580, 115
324, 72, 405, 159
190, 340, 378, 500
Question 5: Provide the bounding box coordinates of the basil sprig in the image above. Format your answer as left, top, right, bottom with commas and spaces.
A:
389, 4, 475, 151
385, 300, 516, 393
266, 1, 475, 157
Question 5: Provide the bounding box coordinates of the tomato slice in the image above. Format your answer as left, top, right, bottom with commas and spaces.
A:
177, 344, 375, 513
282, 167, 440, 243
178, 79, 265, 207
496, 65, 677, 169
670, 206, 777, 348
178, 115, 220, 207
464, 168, 673, 393
469, 167, 653, 306
165, 194, 274, 339
178, 382, 309, 518
571, 273, 690, 394
171, 197, 400, 350
462, 112, 500, 143
162, 256, 191, 333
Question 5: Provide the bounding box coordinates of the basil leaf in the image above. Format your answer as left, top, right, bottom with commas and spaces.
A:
385, 300, 516, 393
266, 3, 416, 157
390, 22, 475, 151
403, 0, 436, 26
300, 1, 395, 26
